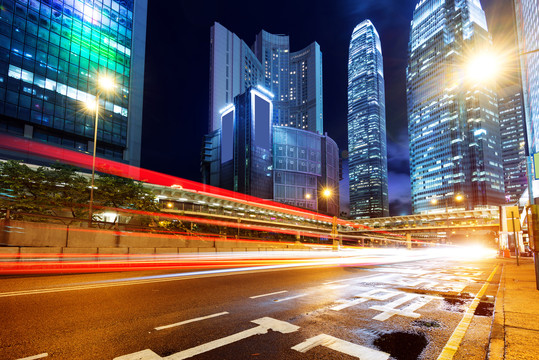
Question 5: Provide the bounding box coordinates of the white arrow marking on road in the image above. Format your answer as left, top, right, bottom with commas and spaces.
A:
370, 294, 439, 321
249, 290, 288, 299
17, 354, 48, 360
331, 289, 400, 311
292, 334, 390, 360
114, 317, 299, 360
155, 311, 229, 331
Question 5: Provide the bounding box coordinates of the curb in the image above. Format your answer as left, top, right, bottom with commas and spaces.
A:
487, 262, 505, 360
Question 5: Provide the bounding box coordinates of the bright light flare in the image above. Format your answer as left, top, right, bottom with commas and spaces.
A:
98, 75, 115, 91
427, 244, 497, 260
466, 51, 500, 84
85, 98, 98, 111
323, 188, 332, 198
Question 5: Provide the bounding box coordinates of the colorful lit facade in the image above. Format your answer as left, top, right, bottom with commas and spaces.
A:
0, 0, 147, 166
407, 0, 504, 214
347, 20, 389, 219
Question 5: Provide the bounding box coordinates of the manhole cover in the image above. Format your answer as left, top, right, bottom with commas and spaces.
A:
373, 331, 428, 360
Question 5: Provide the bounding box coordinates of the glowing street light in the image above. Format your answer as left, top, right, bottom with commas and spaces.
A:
323, 188, 332, 198
86, 74, 116, 224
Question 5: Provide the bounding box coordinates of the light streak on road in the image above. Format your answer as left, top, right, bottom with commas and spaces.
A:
0, 247, 496, 276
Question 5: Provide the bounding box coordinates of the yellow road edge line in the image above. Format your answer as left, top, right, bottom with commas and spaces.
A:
437, 264, 500, 360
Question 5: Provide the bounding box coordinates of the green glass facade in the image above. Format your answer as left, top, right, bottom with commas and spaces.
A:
0, 0, 146, 164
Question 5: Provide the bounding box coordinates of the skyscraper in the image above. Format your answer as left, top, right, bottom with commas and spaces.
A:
209, 23, 323, 134
0, 0, 148, 166
499, 85, 527, 204
204, 23, 338, 215
347, 20, 389, 218
513, 0, 539, 158
407, 0, 504, 214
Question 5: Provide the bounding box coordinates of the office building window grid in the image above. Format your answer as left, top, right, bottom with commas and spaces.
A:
407, 0, 504, 214
0, 0, 133, 159
347, 19, 389, 218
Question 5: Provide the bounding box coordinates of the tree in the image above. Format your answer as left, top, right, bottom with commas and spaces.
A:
0, 161, 159, 222
93, 174, 159, 221
0, 160, 51, 216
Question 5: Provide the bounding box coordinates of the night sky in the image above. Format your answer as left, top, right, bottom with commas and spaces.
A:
141, 0, 514, 216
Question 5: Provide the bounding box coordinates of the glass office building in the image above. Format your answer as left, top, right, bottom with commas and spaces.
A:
202, 87, 340, 216
347, 20, 389, 218
0, 0, 147, 166
499, 85, 527, 204
274, 126, 339, 214
205, 23, 338, 214
513, 0, 539, 158
407, 0, 504, 214
210, 23, 323, 134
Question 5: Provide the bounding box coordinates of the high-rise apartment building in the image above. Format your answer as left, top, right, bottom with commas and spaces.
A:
407, 0, 504, 214
513, 0, 539, 159
0, 0, 148, 166
209, 23, 323, 134
499, 85, 527, 204
347, 20, 389, 218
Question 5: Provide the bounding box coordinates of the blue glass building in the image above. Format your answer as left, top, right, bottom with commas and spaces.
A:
209, 23, 323, 134
0, 0, 147, 166
407, 0, 504, 214
205, 23, 338, 215
514, 0, 539, 170
347, 20, 388, 218
499, 85, 527, 204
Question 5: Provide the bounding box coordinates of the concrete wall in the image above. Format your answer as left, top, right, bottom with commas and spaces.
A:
0, 219, 309, 255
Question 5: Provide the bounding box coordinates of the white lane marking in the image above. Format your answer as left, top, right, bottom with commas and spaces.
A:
0, 265, 323, 298
114, 317, 299, 360
155, 312, 229, 331
292, 334, 390, 360
114, 349, 162, 359
17, 354, 48, 360
322, 273, 381, 285
326, 284, 349, 290
249, 290, 288, 299
331, 289, 400, 311
274, 294, 308, 302
371, 294, 439, 321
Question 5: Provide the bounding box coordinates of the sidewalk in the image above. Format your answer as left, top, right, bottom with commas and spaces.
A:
488, 257, 539, 360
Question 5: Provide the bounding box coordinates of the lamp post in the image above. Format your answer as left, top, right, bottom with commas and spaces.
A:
431, 194, 464, 239
86, 75, 115, 225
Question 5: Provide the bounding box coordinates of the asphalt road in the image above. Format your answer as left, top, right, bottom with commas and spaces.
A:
0, 250, 501, 360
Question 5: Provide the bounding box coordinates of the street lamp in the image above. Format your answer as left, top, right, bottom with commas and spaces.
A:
85, 74, 116, 224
